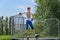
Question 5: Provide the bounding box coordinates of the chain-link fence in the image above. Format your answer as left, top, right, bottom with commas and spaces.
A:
43, 18, 60, 37
10, 15, 60, 40
10, 15, 26, 38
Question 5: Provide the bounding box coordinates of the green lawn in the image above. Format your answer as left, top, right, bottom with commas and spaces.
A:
0, 35, 11, 40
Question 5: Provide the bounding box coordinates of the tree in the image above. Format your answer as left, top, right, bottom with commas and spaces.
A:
5, 17, 8, 35
1, 16, 4, 35
0, 17, 2, 35
9, 17, 11, 35
0, 16, 4, 35
34, 0, 59, 37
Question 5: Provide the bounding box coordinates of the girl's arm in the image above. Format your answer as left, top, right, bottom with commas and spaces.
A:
19, 12, 27, 15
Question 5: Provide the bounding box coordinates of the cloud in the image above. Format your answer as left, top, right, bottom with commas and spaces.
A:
16, 5, 33, 10
17, 5, 27, 9
31, 0, 35, 2
0, 13, 2, 16
17, 4, 35, 8
16, 5, 30, 12
16, 5, 35, 13
0, 11, 2, 16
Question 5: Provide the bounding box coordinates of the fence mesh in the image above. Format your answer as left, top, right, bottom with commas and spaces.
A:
43, 18, 60, 37
10, 15, 60, 38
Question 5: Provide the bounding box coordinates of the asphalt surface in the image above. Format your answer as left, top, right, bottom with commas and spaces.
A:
12, 37, 60, 40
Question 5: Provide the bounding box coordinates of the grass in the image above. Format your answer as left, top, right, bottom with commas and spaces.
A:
0, 35, 11, 40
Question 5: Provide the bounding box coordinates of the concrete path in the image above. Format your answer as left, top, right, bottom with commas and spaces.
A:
12, 37, 60, 40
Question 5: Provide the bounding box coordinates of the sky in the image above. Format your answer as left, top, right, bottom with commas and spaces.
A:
0, 0, 36, 18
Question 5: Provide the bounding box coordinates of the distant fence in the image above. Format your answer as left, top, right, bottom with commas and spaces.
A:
10, 15, 26, 38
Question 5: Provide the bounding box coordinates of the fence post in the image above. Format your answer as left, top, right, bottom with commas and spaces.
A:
27, 36, 29, 40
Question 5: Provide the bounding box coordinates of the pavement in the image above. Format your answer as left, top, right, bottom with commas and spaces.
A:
12, 37, 60, 40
